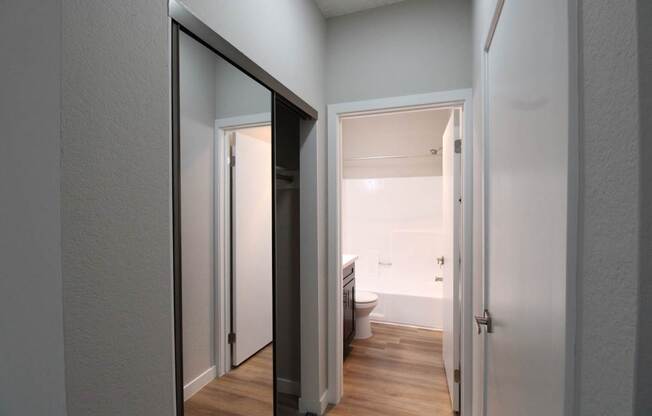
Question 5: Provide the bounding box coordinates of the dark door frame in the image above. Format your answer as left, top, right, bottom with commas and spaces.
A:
170, 1, 317, 414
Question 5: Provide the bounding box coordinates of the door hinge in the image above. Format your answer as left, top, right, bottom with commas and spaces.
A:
228, 333, 236, 344
229, 155, 236, 167
454, 139, 462, 154
454, 368, 461, 383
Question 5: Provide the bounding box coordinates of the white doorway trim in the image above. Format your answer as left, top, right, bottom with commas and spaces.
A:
326, 89, 474, 415
213, 112, 271, 377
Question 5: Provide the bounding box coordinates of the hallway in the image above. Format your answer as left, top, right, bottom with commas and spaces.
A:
327, 323, 454, 416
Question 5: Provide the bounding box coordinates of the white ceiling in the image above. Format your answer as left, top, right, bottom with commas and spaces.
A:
341, 108, 452, 178
314, 0, 408, 18
342, 108, 450, 159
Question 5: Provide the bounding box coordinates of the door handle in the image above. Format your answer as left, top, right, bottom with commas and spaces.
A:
475, 309, 493, 334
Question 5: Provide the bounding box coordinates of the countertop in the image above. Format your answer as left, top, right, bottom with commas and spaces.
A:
342, 254, 358, 269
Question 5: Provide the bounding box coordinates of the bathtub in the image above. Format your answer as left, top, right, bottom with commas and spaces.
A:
369, 291, 442, 330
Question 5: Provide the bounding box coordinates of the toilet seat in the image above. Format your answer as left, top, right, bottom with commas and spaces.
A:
355, 291, 378, 304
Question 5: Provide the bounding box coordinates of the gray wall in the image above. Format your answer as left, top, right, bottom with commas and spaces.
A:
61, 0, 174, 415
326, 0, 472, 104
180, 31, 217, 385
214, 58, 271, 119
179, 1, 329, 412
577, 0, 641, 414
0, 1, 68, 415
635, 0, 652, 413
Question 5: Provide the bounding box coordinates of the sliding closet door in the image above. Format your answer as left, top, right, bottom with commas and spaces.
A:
173, 13, 316, 415
178, 29, 274, 415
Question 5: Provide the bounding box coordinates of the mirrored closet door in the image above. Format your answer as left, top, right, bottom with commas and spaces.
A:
171, 5, 316, 413
178, 30, 275, 416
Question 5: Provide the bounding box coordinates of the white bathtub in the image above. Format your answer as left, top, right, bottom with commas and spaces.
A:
369, 291, 442, 330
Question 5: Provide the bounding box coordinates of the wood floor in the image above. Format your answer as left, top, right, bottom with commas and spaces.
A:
326, 322, 455, 416
185, 346, 274, 416
185, 323, 453, 416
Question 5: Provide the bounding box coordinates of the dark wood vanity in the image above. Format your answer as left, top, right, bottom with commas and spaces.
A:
343, 262, 356, 358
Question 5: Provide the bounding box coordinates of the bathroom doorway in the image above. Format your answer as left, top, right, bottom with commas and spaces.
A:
326, 90, 473, 415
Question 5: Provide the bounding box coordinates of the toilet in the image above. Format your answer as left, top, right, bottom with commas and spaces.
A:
354, 291, 379, 339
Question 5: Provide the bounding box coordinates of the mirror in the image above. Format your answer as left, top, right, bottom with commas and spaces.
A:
179, 30, 274, 415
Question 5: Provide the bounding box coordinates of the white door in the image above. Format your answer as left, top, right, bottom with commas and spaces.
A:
481, 1, 571, 415
232, 130, 273, 366
442, 109, 461, 411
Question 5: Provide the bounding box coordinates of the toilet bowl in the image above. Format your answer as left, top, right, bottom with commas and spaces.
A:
355, 291, 378, 339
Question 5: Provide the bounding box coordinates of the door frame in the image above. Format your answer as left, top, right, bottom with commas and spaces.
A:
214, 113, 272, 377
326, 89, 474, 415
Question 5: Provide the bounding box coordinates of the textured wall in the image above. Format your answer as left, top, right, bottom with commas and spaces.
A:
61, 0, 174, 415
0, 1, 67, 415
326, 0, 472, 104
635, 0, 652, 413
577, 0, 641, 414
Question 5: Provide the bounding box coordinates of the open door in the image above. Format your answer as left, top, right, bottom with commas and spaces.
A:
231, 130, 273, 366
442, 109, 461, 411
480, 1, 571, 415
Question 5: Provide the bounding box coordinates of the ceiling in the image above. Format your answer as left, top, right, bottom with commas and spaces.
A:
341, 108, 452, 178
314, 0, 408, 18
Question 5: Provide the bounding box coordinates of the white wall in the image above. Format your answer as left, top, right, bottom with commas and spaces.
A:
178, 1, 329, 412
61, 1, 174, 415
326, 0, 472, 104
342, 177, 444, 329
180, 31, 217, 386
342, 177, 443, 298
0, 1, 68, 415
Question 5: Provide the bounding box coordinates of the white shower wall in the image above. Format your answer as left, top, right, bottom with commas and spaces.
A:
342, 176, 444, 329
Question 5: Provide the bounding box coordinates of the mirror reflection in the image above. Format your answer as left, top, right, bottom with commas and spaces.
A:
180, 31, 274, 415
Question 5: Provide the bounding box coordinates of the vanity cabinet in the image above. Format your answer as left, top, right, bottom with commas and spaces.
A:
343, 263, 355, 358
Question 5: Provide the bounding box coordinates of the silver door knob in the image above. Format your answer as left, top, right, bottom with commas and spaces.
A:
474, 309, 493, 334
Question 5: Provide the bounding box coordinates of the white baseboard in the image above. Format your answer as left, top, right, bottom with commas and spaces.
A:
277, 377, 300, 396
183, 366, 216, 401
299, 390, 329, 415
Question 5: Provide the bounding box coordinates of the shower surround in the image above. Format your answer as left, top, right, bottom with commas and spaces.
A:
342, 176, 444, 329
